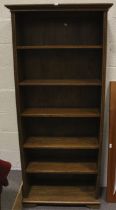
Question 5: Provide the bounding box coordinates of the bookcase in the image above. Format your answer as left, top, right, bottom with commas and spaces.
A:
6, 4, 112, 208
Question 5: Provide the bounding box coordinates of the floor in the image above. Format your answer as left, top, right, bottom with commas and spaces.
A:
1, 170, 22, 210
1, 170, 116, 210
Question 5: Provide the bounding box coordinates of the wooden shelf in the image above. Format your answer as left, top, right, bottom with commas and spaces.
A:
23, 137, 99, 149
23, 185, 100, 205
19, 79, 102, 86
26, 162, 97, 174
21, 108, 100, 118
17, 45, 102, 49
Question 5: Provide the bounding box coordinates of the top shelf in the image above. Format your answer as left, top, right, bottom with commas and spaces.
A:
5, 3, 113, 11
16, 45, 102, 50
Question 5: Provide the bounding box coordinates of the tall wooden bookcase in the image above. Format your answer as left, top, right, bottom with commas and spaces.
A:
6, 4, 112, 207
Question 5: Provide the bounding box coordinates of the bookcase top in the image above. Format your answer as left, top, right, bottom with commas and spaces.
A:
5, 3, 113, 12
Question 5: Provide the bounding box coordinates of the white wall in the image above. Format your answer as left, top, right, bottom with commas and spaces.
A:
0, 0, 116, 186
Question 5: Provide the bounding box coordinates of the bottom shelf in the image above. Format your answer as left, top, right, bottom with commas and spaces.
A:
23, 185, 100, 205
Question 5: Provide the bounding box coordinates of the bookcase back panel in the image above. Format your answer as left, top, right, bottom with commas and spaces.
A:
16, 11, 103, 45
25, 149, 98, 162
21, 86, 101, 108
23, 118, 99, 137
18, 49, 102, 80
28, 174, 97, 186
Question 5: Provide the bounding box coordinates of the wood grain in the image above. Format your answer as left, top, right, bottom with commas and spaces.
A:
23, 137, 99, 149
26, 161, 98, 174
21, 108, 100, 118
107, 82, 116, 202
23, 185, 100, 205
19, 79, 101, 86
17, 45, 102, 49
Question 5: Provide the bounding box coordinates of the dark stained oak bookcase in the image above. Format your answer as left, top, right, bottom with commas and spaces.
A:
6, 4, 112, 208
